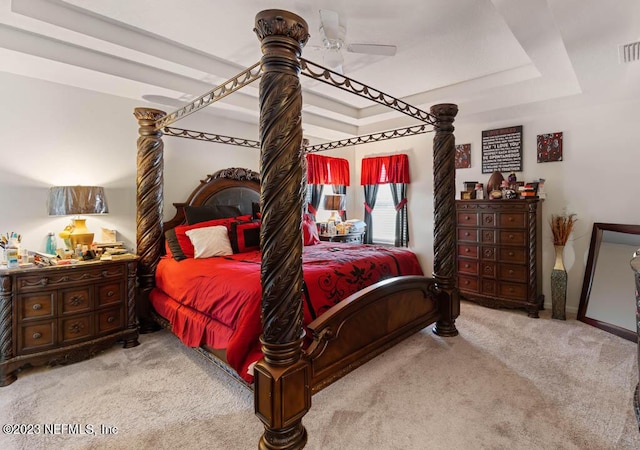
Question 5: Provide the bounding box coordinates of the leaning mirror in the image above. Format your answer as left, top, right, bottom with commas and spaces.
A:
577, 223, 640, 342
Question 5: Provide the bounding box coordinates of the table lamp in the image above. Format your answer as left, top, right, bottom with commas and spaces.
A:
322, 194, 345, 224
48, 186, 109, 249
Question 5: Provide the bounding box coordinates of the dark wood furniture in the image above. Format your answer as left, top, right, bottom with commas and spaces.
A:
134, 9, 459, 449
0, 256, 139, 386
630, 250, 640, 430
319, 231, 365, 243
456, 199, 543, 317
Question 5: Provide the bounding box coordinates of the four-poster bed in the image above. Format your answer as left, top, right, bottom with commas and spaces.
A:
134, 9, 459, 449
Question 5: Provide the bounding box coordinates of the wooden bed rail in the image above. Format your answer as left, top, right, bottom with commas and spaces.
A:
304, 275, 440, 393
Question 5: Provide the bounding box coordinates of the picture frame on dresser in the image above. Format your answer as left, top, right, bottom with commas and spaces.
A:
456, 198, 544, 317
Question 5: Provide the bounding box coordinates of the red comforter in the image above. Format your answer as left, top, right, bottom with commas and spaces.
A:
150, 242, 423, 381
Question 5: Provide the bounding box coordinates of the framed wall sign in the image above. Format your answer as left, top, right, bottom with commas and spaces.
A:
481, 125, 523, 174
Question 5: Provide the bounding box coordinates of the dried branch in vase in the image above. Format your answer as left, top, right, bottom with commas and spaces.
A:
550, 213, 577, 246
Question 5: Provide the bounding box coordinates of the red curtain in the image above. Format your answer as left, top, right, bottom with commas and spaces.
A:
306, 154, 350, 186
360, 154, 410, 185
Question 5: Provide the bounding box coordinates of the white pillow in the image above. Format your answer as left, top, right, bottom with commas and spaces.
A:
185, 226, 233, 258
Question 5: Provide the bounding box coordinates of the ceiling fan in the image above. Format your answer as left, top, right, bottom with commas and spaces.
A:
316, 9, 397, 74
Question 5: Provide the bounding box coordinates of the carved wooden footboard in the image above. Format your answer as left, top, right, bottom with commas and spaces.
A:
304, 275, 440, 393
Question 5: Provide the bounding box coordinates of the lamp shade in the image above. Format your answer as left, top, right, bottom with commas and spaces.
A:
323, 194, 345, 211
48, 186, 109, 216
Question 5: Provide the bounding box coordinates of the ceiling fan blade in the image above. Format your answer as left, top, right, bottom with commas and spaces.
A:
347, 43, 397, 56
319, 9, 343, 41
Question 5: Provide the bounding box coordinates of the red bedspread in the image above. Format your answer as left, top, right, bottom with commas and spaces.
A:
151, 242, 423, 381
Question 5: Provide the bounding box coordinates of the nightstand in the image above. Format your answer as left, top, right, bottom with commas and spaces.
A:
319, 231, 365, 244
0, 256, 139, 386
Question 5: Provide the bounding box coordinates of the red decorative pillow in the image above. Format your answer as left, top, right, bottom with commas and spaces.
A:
167, 214, 252, 260
230, 221, 261, 253
302, 213, 320, 246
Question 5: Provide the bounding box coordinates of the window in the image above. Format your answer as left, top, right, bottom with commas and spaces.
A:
371, 185, 395, 245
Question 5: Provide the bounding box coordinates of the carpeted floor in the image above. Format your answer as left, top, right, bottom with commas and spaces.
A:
1, 301, 638, 449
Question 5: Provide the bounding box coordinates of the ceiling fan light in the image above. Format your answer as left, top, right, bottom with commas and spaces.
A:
323, 49, 344, 72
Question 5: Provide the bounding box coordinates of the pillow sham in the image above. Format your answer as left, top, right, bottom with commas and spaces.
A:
185, 226, 233, 258
165, 214, 252, 260
184, 204, 242, 225
251, 201, 261, 221
230, 220, 261, 253
302, 213, 320, 246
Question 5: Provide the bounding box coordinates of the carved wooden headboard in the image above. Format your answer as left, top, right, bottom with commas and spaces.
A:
162, 167, 260, 233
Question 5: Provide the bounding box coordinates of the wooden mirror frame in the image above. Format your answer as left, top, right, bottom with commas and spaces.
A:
577, 222, 640, 342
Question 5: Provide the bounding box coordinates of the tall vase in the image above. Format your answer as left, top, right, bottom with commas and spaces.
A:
551, 244, 567, 320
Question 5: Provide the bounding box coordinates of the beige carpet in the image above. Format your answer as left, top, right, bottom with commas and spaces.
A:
1, 301, 638, 450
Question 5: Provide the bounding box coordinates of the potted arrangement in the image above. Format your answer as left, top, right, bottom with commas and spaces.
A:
550, 212, 577, 320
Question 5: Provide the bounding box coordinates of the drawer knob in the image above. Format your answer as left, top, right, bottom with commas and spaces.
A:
102, 270, 109, 277
32, 332, 42, 339
107, 290, 115, 297
508, 217, 514, 222
508, 234, 514, 239
465, 248, 470, 253
464, 280, 470, 285
107, 316, 115, 323
509, 270, 514, 275
464, 264, 470, 268
508, 251, 514, 256
464, 232, 470, 236
32, 303, 42, 310
464, 215, 470, 220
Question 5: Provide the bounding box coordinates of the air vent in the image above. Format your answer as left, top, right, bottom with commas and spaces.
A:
619, 41, 640, 63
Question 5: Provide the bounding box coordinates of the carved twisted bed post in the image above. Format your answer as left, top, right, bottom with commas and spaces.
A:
431, 103, 460, 337
253, 10, 311, 450
134, 107, 166, 333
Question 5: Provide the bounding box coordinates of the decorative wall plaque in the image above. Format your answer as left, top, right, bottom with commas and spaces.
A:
481, 125, 523, 174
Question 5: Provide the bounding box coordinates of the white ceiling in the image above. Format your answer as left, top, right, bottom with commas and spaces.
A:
1, 0, 639, 141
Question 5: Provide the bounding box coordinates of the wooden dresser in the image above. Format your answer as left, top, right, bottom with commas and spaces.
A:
0, 256, 139, 386
456, 199, 543, 317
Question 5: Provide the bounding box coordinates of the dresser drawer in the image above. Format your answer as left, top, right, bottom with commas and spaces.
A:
457, 228, 478, 242
480, 229, 495, 244
458, 275, 479, 292
499, 213, 526, 228
458, 259, 479, 275
457, 212, 478, 226
481, 246, 497, 261
60, 314, 93, 344
60, 287, 92, 315
19, 321, 56, 354
97, 282, 123, 307
18, 292, 55, 321
458, 244, 478, 259
97, 307, 124, 334
499, 282, 528, 301
499, 264, 528, 282
480, 262, 497, 278
499, 230, 526, 246
481, 213, 496, 227
481, 279, 497, 295
499, 247, 527, 264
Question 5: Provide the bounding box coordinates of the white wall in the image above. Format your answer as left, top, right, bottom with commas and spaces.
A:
2, 70, 639, 315
354, 97, 640, 313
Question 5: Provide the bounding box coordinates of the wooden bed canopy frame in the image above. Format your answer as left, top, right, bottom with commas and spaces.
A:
134, 9, 459, 450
